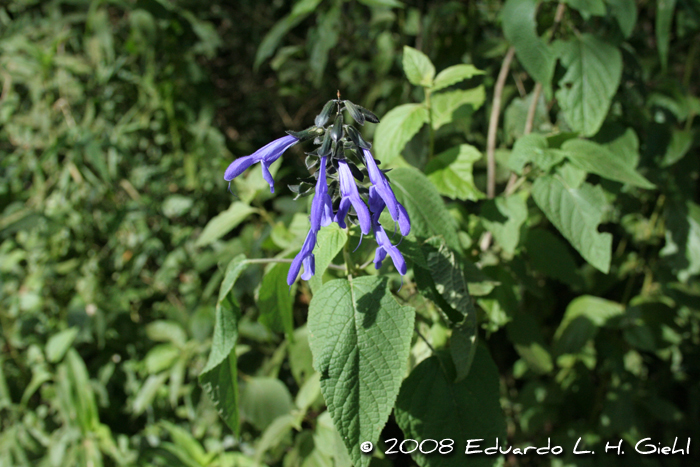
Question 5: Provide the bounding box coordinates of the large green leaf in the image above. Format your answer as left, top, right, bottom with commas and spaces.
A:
532, 176, 612, 273
390, 167, 462, 252
562, 139, 655, 189
425, 144, 484, 201
196, 201, 256, 247
502, 0, 555, 86
430, 87, 485, 130
258, 262, 295, 341
432, 64, 483, 92
374, 104, 428, 164
254, 0, 324, 69
555, 34, 622, 136
307, 277, 415, 467
395, 346, 506, 467
402, 46, 435, 87
309, 224, 347, 293
199, 255, 250, 435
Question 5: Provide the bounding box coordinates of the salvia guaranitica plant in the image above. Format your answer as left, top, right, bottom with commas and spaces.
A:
223, 98, 410, 286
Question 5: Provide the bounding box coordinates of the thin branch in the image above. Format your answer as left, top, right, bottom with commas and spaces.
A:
486, 47, 515, 199
414, 325, 436, 353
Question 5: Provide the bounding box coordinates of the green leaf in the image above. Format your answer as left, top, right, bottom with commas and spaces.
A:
430, 87, 485, 129
309, 224, 347, 293
608, 0, 637, 38
554, 296, 624, 355
240, 377, 295, 431
481, 194, 528, 255
509, 134, 566, 174
402, 46, 435, 87
562, 139, 655, 189
258, 263, 295, 340
200, 298, 241, 435
357, 0, 404, 8
390, 167, 462, 252
562, 0, 606, 18
196, 201, 256, 247
432, 64, 483, 92
161, 421, 210, 467
307, 277, 415, 467
374, 104, 428, 164
502, 0, 555, 86
395, 346, 506, 467
253, 414, 299, 464
660, 129, 693, 167
524, 228, 584, 288
64, 349, 99, 431
604, 127, 640, 168
254, 0, 324, 69
425, 144, 485, 201
146, 320, 188, 347
162, 195, 193, 218
200, 255, 250, 435
555, 34, 622, 136
144, 343, 180, 374
532, 176, 612, 273
656, 0, 676, 71
46, 327, 79, 363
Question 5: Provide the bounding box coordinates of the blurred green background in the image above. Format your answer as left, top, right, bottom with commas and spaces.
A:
1, 0, 699, 466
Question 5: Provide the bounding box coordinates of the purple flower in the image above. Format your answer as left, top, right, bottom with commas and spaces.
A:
287, 230, 316, 285
224, 135, 298, 193
334, 160, 371, 235
372, 220, 407, 275
310, 156, 333, 231
362, 149, 410, 235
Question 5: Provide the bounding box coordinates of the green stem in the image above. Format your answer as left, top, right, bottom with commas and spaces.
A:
342, 227, 355, 278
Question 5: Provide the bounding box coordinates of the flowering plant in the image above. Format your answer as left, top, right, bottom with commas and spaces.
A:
223, 98, 410, 285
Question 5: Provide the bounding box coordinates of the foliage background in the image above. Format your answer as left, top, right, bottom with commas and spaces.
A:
1, 0, 699, 466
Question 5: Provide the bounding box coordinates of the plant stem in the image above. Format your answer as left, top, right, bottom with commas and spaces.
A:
486, 47, 515, 199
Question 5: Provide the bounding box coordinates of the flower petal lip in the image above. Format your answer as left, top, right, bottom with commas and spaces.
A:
310, 156, 333, 230
362, 149, 400, 220
287, 230, 317, 285
335, 160, 371, 234
372, 221, 407, 275
223, 134, 298, 192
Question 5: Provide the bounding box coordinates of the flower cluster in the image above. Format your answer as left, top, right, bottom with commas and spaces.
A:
223, 99, 410, 286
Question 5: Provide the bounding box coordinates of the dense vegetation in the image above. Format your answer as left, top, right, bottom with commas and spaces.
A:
1, 1, 699, 466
